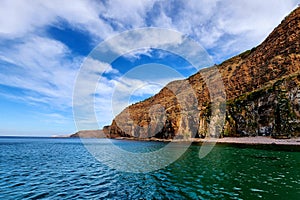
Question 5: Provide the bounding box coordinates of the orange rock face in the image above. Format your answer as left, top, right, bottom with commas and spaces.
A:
108, 7, 300, 139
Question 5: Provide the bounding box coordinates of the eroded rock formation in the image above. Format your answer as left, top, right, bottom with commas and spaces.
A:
108, 7, 300, 139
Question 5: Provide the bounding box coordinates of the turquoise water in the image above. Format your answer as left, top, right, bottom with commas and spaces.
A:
0, 137, 299, 199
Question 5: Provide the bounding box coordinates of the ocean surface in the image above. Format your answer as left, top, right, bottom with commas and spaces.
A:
0, 137, 299, 199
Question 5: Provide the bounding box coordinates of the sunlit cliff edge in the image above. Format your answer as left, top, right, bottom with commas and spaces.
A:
75, 7, 300, 140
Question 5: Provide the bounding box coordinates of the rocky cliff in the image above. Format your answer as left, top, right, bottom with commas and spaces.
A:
108, 7, 300, 139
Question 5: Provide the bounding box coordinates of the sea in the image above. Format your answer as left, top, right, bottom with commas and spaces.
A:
0, 137, 299, 199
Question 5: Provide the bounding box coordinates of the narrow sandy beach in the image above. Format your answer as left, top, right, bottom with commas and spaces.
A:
115, 136, 300, 146
206, 136, 300, 146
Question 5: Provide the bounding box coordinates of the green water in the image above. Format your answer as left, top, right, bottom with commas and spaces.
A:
169, 143, 300, 199
0, 137, 299, 199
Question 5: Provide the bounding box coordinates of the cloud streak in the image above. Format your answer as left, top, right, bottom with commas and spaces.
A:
0, 0, 114, 40
0, 36, 79, 109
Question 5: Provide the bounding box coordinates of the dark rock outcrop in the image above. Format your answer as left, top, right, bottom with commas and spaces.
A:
70, 130, 106, 138
108, 7, 300, 139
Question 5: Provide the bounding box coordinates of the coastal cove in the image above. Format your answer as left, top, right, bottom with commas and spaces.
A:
0, 137, 299, 199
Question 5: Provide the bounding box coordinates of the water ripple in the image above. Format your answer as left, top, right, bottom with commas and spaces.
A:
0, 137, 299, 199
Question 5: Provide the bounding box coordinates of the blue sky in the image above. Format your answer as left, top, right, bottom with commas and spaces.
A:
0, 0, 298, 136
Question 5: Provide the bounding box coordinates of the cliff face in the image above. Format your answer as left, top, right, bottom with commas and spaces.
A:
108, 7, 300, 139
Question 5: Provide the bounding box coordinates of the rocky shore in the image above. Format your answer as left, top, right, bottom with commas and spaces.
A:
113, 136, 300, 146
66, 130, 300, 146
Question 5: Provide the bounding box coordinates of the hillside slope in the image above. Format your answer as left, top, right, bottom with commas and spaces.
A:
108, 7, 300, 139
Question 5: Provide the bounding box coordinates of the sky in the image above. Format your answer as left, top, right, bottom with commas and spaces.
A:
0, 0, 298, 136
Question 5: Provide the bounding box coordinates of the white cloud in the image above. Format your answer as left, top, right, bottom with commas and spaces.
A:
145, 0, 299, 61
121, 48, 154, 61
83, 57, 119, 75
1, 0, 298, 58
103, 0, 156, 29
100, 28, 184, 57
0, 36, 80, 108
0, 0, 114, 39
